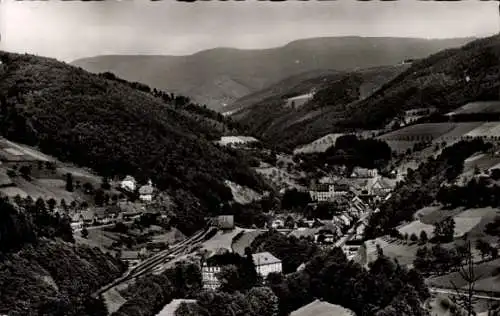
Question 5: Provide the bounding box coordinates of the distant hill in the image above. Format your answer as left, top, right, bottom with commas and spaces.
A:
231, 64, 409, 150
71, 37, 475, 111
0, 51, 269, 235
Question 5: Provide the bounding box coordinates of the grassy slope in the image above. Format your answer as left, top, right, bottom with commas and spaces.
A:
0, 52, 269, 234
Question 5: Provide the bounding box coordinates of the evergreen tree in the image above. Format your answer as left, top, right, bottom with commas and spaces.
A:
65, 173, 74, 192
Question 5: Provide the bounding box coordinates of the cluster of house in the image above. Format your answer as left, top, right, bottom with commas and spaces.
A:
70, 201, 148, 230
201, 251, 283, 290
308, 168, 396, 204
120, 175, 155, 202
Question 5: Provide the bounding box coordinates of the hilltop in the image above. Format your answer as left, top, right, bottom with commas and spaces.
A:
71, 37, 474, 111
0, 51, 269, 235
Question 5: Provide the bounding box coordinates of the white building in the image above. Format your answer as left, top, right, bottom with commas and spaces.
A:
309, 183, 349, 202
252, 252, 282, 279
350, 167, 378, 179
121, 175, 137, 192
201, 264, 221, 290
139, 179, 154, 202
309, 183, 335, 202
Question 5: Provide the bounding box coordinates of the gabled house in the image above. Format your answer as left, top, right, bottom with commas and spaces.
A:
350, 167, 378, 179
139, 179, 154, 202
121, 175, 137, 192
252, 252, 282, 278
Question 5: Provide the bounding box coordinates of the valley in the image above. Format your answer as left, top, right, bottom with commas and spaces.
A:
3, 5, 500, 315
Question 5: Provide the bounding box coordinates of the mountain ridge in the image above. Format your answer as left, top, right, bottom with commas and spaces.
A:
71, 36, 476, 111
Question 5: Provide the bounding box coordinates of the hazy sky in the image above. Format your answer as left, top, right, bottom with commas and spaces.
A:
1, 0, 499, 62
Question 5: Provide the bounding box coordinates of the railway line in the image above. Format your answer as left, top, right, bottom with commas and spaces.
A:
92, 226, 217, 298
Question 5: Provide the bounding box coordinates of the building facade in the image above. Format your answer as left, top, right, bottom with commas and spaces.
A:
201, 265, 222, 290
252, 252, 282, 279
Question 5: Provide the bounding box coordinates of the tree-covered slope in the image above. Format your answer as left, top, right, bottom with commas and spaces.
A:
0, 52, 269, 235
232, 65, 408, 150
0, 197, 126, 316
344, 34, 500, 129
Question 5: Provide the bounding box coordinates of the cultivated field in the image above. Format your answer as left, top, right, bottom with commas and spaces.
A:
465, 122, 500, 138
365, 238, 420, 267
378, 122, 485, 153
447, 101, 500, 115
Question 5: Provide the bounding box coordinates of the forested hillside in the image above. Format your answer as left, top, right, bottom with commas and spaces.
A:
343, 34, 500, 129
0, 51, 269, 235
0, 197, 126, 315
232, 65, 407, 150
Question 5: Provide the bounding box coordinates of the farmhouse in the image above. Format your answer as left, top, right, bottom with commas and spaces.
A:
138, 180, 154, 202
120, 175, 136, 192
252, 252, 282, 278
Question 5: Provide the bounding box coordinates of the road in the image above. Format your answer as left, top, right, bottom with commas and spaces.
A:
429, 287, 500, 301
335, 212, 371, 248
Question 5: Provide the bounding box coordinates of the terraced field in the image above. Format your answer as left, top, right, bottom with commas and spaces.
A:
378, 122, 485, 153
447, 101, 500, 115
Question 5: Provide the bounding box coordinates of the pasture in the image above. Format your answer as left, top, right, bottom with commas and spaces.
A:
427, 258, 500, 293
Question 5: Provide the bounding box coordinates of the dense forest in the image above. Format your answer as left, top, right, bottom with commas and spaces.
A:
364, 139, 491, 239
0, 51, 270, 235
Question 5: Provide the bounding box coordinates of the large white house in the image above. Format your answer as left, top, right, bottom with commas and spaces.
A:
309, 183, 349, 202
121, 175, 137, 192
252, 252, 282, 279
201, 252, 282, 289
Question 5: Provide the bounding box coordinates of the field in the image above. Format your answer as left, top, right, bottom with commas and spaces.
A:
417, 206, 500, 242
0, 138, 55, 162
365, 237, 421, 267
201, 228, 244, 255
465, 122, 500, 138
231, 230, 265, 255
447, 101, 500, 115
293, 133, 345, 154
378, 122, 484, 153
427, 258, 500, 293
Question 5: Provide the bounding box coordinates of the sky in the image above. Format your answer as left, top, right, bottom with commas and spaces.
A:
0, 0, 499, 62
